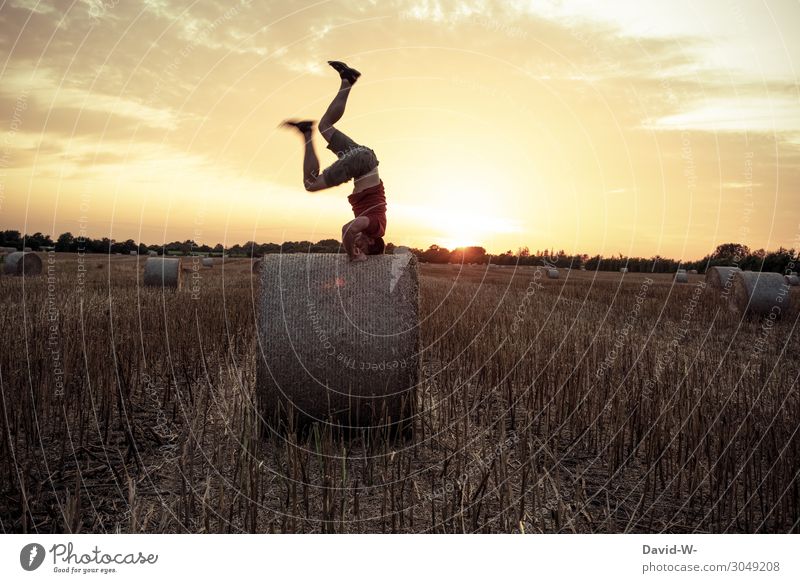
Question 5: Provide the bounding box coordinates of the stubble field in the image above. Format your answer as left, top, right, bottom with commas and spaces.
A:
1, 254, 798, 533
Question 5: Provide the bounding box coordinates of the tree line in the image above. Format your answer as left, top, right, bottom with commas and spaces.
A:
1, 231, 796, 274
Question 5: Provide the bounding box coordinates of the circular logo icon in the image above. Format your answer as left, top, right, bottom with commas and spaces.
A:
20, 543, 46, 571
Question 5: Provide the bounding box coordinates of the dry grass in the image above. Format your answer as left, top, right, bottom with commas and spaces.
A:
1, 255, 798, 533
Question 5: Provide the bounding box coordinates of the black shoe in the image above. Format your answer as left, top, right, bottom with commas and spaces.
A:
280, 119, 314, 134
328, 60, 361, 85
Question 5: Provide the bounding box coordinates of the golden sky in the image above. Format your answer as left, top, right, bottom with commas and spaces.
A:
1, 0, 799, 258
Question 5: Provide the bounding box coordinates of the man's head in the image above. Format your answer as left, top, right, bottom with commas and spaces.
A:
366, 236, 385, 255
352, 233, 384, 259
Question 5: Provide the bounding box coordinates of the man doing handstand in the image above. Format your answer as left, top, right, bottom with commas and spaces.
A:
282, 61, 386, 262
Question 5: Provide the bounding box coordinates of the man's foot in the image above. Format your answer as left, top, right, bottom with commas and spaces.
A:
280, 119, 314, 135
328, 60, 361, 85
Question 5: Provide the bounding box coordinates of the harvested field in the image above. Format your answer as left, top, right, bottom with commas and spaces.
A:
0, 255, 798, 533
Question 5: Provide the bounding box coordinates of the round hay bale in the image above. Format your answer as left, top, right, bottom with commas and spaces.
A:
688, 269, 698, 274
252, 258, 262, 273
706, 266, 740, 289
180, 258, 200, 272
0, 246, 17, 254
579, 265, 586, 271
785, 274, 799, 286
619, 267, 628, 273
730, 271, 788, 316
201, 257, 214, 268
143, 257, 182, 289
129, 250, 137, 256
23, 247, 31, 252
547, 268, 559, 279
675, 272, 688, 283
2, 252, 42, 276
147, 250, 158, 257
256, 254, 419, 433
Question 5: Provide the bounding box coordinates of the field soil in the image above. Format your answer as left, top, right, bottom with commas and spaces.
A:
1, 254, 798, 533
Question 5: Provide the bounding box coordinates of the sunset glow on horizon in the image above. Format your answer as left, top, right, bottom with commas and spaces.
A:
2, 0, 799, 258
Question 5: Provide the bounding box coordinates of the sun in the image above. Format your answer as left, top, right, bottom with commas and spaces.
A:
440, 232, 480, 250
395, 171, 523, 251
434, 207, 522, 250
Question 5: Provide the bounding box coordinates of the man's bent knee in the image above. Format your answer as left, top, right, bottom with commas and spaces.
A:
318, 122, 334, 140
305, 175, 328, 191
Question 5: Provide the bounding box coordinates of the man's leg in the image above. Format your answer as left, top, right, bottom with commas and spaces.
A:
319, 79, 352, 144
302, 135, 321, 189
281, 120, 328, 191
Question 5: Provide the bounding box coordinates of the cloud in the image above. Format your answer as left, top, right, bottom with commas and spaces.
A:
2, 0, 799, 254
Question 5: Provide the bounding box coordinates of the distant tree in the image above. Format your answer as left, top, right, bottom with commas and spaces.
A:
450, 246, 487, 264
0, 230, 21, 248
25, 232, 53, 250
421, 245, 451, 263
493, 250, 515, 265
111, 238, 137, 254
712, 243, 750, 263
259, 243, 281, 255
280, 241, 314, 254
55, 232, 75, 252
311, 239, 343, 253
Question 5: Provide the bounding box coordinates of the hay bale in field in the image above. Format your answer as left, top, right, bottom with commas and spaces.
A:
620, 267, 628, 273
547, 268, 559, 279
256, 253, 419, 433
0, 246, 16, 254
730, 271, 788, 316
147, 250, 158, 257
2, 252, 42, 276
688, 269, 698, 274
143, 257, 182, 289
252, 258, 262, 273
675, 271, 688, 283
706, 266, 740, 289
785, 274, 799, 286
129, 250, 137, 256
201, 257, 214, 268
579, 265, 586, 271
23, 246, 31, 252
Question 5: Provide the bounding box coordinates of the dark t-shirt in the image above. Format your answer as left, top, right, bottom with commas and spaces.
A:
347, 181, 386, 238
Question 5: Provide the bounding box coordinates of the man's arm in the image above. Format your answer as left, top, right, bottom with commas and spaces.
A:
341, 216, 370, 260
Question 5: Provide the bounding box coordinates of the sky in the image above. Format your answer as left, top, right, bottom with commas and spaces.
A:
1, 0, 799, 258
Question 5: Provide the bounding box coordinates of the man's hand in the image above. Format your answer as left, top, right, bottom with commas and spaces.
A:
350, 249, 367, 262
